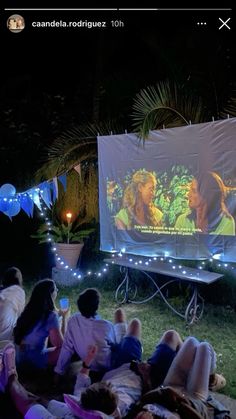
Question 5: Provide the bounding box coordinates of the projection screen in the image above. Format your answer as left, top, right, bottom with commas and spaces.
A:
98, 118, 236, 261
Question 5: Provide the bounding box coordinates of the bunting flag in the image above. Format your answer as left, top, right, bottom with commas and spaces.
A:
52, 177, 59, 201
58, 174, 67, 192
20, 194, 34, 217
0, 169, 70, 218
28, 188, 41, 211
40, 182, 52, 209
74, 164, 82, 179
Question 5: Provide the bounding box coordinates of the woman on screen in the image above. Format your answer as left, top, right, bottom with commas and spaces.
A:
175, 171, 235, 235
115, 169, 163, 230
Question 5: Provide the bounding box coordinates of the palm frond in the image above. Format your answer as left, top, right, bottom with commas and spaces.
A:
220, 88, 236, 118
132, 80, 204, 139
36, 120, 124, 181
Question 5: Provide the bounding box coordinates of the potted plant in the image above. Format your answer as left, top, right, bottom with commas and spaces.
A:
32, 212, 95, 269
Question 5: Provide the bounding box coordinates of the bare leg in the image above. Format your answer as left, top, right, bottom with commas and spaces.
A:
158, 330, 183, 351
187, 342, 216, 401
163, 337, 199, 388
114, 308, 127, 343
0, 342, 16, 391
111, 318, 142, 370
127, 318, 142, 339
114, 308, 126, 323
1, 343, 53, 419
147, 330, 183, 365
146, 330, 183, 389
8, 376, 58, 418
7, 374, 41, 416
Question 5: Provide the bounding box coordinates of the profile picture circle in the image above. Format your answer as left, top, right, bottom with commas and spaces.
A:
7, 14, 25, 33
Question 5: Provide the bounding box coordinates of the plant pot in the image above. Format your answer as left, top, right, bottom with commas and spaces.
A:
55, 243, 84, 269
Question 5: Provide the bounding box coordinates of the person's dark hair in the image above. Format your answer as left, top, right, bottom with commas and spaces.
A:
2, 266, 23, 288
190, 171, 232, 232
81, 382, 118, 415
77, 288, 100, 318
14, 279, 56, 345
198, 172, 229, 216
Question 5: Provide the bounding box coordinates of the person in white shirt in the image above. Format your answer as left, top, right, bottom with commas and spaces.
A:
55, 291, 143, 384
0, 267, 25, 341
54, 288, 117, 377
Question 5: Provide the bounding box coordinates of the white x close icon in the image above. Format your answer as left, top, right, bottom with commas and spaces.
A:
218, 17, 231, 30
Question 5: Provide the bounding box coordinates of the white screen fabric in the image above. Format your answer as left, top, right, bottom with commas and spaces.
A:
98, 118, 236, 261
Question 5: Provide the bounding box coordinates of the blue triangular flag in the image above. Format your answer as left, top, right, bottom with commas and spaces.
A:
20, 194, 34, 217
28, 188, 41, 211
40, 183, 52, 209
58, 174, 67, 192
52, 177, 58, 201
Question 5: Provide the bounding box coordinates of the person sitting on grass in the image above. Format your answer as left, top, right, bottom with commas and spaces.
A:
0, 266, 25, 341
54, 288, 119, 379
13, 279, 69, 370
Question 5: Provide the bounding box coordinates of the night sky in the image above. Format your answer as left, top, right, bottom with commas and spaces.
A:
0, 5, 235, 273
1, 7, 234, 185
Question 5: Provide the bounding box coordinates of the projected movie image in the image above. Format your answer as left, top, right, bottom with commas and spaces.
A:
107, 168, 235, 236
98, 119, 236, 260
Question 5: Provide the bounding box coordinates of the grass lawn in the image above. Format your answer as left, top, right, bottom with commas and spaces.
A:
24, 277, 236, 399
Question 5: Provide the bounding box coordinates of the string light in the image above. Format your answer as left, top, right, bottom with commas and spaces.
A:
36, 202, 110, 283
99, 252, 236, 279
2, 184, 236, 280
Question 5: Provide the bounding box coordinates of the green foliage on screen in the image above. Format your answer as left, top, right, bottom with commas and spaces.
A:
155, 165, 193, 226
